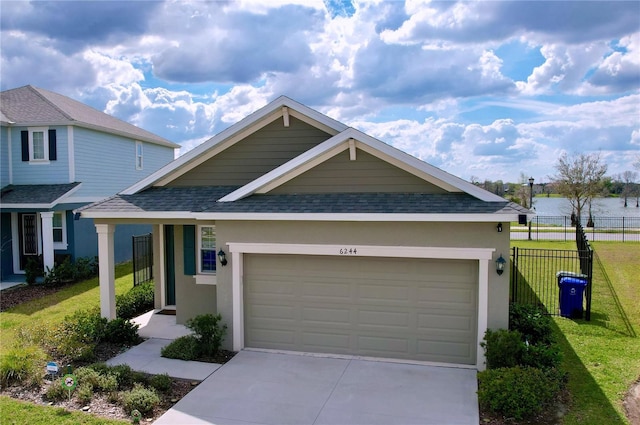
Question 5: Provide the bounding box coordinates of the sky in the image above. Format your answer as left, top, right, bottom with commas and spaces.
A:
1, 0, 639, 184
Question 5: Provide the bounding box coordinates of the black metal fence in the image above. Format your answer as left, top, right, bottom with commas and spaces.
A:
132, 233, 153, 286
510, 224, 593, 320
511, 215, 640, 242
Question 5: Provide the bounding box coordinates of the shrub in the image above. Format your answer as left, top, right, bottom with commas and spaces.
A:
74, 256, 99, 281
45, 378, 68, 401
521, 343, 562, 370
116, 282, 154, 320
77, 383, 94, 404
25, 257, 43, 285
120, 383, 160, 416
148, 373, 172, 393
103, 318, 141, 345
0, 345, 46, 388
478, 366, 562, 420
76, 367, 102, 389
482, 329, 524, 369
42, 256, 98, 286
161, 335, 200, 361
186, 313, 227, 357
63, 309, 108, 344
43, 257, 76, 287
509, 303, 554, 345
109, 364, 135, 389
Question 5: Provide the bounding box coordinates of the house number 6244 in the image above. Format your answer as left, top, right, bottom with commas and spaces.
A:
339, 248, 358, 255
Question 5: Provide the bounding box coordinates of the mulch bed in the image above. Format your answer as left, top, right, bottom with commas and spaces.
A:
0, 283, 72, 312
0, 283, 235, 423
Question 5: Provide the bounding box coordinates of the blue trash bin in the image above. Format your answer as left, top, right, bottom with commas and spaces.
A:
558, 276, 588, 318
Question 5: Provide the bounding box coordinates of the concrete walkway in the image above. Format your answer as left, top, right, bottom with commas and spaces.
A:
154, 350, 479, 425
106, 338, 220, 381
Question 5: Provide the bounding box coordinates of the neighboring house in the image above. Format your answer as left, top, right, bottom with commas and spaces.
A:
78, 96, 531, 370
0, 85, 179, 280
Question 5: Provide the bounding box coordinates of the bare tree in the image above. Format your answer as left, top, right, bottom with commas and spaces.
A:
552, 152, 608, 222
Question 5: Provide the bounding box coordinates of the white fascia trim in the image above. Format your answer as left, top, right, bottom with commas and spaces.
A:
122, 96, 348, 195
193, 212, 527, 222
227, 242, 495, 260
76, 211, 193, 220
63, 196, 109, 204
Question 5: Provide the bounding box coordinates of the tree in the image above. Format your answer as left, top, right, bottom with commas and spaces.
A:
551, 153, 608, 222
621, 171, 638, 207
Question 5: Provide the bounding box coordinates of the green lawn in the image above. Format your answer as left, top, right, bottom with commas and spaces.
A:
513, 241, 640, 425
0, 262, 134, 355
0, 396, 127, 424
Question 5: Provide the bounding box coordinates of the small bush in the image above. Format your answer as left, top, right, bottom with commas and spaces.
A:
25, 257, 43, 285
120, 383, 160, 416
161, 335, 200, 361
76, 367, 102, 389
186, 313, 227, 357
0, 345, 46, 388
131, 371, 150, 386
103, 318, 141, 345
45, 378, 68, 401
43, 257, 76, 287
522, 343, 562, 370
148, 373, 172, 393
109, 364, 135, 389
482, 329, 524, 369
478, 366, 562, 420
42, 256, 98, 286
116, 282, 154, 320
509, 303, 554, 345
77, 383, 94, 404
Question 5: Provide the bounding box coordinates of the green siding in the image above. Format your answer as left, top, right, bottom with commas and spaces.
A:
168, 117, 331, 187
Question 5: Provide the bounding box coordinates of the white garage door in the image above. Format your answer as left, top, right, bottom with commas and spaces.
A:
244, 254, 478, 365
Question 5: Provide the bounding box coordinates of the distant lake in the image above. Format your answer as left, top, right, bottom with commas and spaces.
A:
532, 197, 640, 217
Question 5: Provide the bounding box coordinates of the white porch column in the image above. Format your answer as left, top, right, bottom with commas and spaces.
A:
96, 223, 116, 319
477, 259, 490, 371
231, 251, 244, 351
40, 212, 55, 272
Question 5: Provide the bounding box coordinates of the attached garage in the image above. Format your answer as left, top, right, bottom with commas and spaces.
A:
244, 254, 478, 365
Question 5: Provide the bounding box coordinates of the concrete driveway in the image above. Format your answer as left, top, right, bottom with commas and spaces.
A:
154, 350, 479, 425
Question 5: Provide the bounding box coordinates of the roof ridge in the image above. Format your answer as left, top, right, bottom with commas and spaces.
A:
27, 85, 75, 122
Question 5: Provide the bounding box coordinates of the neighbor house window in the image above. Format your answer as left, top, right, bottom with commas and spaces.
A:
136, 141, 143, 170
52, 211, 67, 249
199, 226, 216, 273
30, 128, 48, 161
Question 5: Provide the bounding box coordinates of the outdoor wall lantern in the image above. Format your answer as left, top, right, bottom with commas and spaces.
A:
496, 222, 503, 233
217, 249, 228, 266
496, 254, 506, 275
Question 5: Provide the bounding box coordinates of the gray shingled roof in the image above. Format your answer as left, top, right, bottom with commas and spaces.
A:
1, 183, 81, 205
0, 85, 178, 148
78, 186, 529, 215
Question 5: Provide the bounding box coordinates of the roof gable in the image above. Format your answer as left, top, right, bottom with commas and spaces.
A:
0, 85, 178, 148
122, 96, 504, 203
122, 96, 348, 194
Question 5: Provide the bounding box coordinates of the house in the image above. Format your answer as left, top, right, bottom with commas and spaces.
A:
0, 85, 179, 280
78, 96, 531, 370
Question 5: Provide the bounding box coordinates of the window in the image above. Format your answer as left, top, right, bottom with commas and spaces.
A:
52, 212, 64, 243
136, 141, 143, 170
29, 128, 48, 161
51, 211, 67, 249
199, 226, 216, 273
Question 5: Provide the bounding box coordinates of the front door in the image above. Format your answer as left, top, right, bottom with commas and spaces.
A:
164, 225, 176, 306
18, 213, 39, 271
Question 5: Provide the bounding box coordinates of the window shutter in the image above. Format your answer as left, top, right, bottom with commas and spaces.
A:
183, 225, 196, 275
21, 131, 29, 161
48, 129, 57, 160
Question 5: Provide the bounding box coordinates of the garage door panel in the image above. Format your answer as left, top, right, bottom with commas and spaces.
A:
244, 254, 477, 364
302, 306, 351, 324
